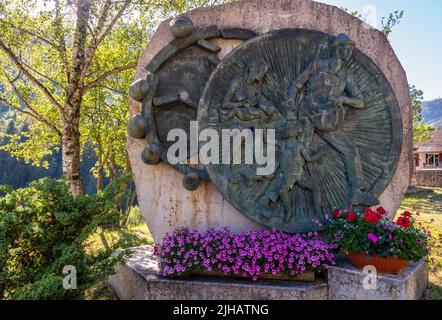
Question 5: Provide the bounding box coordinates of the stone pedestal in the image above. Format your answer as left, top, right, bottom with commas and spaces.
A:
327, 257, 429, 300
109, 246, 428, 300
109, 246, 328, 300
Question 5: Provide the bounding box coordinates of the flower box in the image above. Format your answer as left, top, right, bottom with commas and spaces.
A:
191, 268, 316, 282
154, 227, 335, 282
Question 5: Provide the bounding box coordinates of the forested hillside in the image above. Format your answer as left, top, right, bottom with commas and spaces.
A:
0, 105, 99, 193
423, 98, 442, 128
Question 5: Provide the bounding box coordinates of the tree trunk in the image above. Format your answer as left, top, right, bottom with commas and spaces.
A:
96, 166, 103, 192
62, 0, 91, 196
62, 110, 84, 195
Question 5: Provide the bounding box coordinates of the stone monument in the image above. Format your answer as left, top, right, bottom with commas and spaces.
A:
112, 0, 426, 300
127, 0, 412, 242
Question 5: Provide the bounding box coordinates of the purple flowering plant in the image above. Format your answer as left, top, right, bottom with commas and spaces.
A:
154, 226, 336, 281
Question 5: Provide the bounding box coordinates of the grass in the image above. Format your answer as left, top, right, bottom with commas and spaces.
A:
399, 187, 442, 300
82, 207, 154, 300
84, 223, 153, 256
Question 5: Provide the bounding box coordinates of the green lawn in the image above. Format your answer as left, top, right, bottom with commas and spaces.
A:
399, 187, 442, 300
82, 207, 154, 300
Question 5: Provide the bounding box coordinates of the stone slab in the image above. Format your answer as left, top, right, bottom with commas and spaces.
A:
109, 246, 428, 300
327, 256, 429, 300
109, 245, 328, 300
128, 0, 413, 243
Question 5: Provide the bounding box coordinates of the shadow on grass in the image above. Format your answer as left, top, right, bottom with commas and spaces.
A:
112, 228, 152, 249
402, 188, 442, 214
427, 282, 442, 300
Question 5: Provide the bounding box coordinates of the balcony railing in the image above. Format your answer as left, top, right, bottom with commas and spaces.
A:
423, 164, 440, 169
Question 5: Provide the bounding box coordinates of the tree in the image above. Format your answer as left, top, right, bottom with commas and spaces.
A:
343, 7, 404, 39
0, 0, 134, 195
0, 0, 228, 195
409, 85, 434, 144
381, 10, 404, 38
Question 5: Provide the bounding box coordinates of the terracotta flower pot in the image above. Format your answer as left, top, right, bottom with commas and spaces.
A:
346, 252, 409, 274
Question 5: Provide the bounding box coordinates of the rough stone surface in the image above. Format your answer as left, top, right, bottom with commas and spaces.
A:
108, 246, 328, 300
328, 257, 428, 300
411, 169, 442, 187
128, 0, 413, 242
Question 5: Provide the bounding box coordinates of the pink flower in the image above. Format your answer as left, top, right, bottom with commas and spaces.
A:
154, 226, 335, 281
367, 233, 378, 243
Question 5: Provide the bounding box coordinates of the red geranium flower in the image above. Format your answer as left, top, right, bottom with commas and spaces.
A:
403, 211, 412, 217
396, 216, 411, 229
347, 212, 357, 223
376, 207, 387, 216
333, 209, 342, 220
364, 207, 382, 225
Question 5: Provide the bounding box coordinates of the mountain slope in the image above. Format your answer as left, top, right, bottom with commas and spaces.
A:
423, 98, 442, 128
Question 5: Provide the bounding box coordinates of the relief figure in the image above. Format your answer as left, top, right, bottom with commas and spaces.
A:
222, 59, 276, 126
259, 119, 326, 222
285, 33, 379, 206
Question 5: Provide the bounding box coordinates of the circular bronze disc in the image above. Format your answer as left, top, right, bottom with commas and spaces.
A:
198, 29, 402, 233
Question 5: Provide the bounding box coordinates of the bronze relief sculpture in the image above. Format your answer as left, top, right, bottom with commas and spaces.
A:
284, 33, 379, 207
127, 16, 257, 190
198, 29, 402, 233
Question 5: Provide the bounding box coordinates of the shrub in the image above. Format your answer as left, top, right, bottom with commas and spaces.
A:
0, 176, 133, 300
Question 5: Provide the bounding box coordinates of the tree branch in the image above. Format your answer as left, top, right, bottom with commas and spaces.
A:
20, 59, 65, 90
0, 20, 62, 52
80, 0, 132, 86
95, 0, 113, 35
0, 40, 64, 112
1, 76, 62, 137
83, 63, 136, 91
54, 0, 70, 79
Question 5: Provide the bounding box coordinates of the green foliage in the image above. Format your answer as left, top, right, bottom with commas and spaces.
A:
409, 85, 435, 144
0, 176, 139, 300
341, 7, 403, 39
326, 208, 431, 262
381, 10, 404, 38
0, 0, 145, 178
0, 0, 231, 189
125, 206, 144, 227
414, 119, 435, 144
410, 85, 425, 122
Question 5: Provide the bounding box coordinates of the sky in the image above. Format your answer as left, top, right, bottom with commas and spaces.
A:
318, 0, 442, 101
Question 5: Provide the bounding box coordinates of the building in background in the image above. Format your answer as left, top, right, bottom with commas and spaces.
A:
412, 130, 442, 187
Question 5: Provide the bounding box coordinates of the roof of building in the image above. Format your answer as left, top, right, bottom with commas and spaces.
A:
414, 130, 442, 153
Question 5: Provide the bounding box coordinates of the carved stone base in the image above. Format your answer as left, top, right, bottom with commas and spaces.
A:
327, 256, 429, 300
108, 246, 327, 300
109, 246, 428, 300
192, 269, 315, 282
